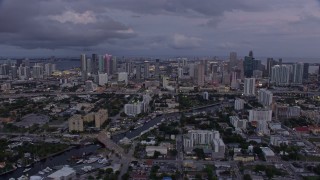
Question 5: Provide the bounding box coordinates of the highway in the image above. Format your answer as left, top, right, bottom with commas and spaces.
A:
111, 102, 231, 142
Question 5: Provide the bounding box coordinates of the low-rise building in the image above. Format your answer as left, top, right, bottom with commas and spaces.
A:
233, 154, 255, 162
270, 135, 289, 146
260, 147, 277, 162
146, 146, 168, 157
95, 109, 108, 128
68, 114, 84, 132
47, 165, 76, 180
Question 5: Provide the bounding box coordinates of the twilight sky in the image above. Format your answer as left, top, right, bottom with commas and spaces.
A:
1, 0, 320, 58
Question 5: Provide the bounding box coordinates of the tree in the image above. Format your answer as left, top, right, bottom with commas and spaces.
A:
243, 174, 252, 180
153, 151, 161, 159
195, 174, 202, 180
121, 173, 129, 180
193, 148, 205, 160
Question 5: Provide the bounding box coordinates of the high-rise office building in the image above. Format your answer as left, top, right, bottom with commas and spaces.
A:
112, 56, 117, 74
92, 54, 99, 74
243, 78, 256, 96
135, 63, 142, 80
292, 63, 304, 85
80, 54, 87, 72
271, 65, 290, 86
303, 63, 309, 82
155, 59, 160, 79
243, 51, 261, 77
98, 55, 105, 73
104, 54, 112, 75
229, 52, 237, 72
144, 61, 150, 79
258, 89, 273, 107
204, 59, 208, 75
80, 54, 88, 81
196, 63, 205, 86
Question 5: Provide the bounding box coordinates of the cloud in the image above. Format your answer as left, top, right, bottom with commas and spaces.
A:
49, 11, 97, 24
170, 34, 203, 49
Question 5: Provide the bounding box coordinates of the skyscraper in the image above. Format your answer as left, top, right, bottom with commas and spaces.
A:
303, 63, 309, 82
292, 63, 304, 85
229, 52, 237, 72
92, 54, 98, 74
271, 65, 290, 86
196, 63, 205, 86
86, 58, 92, 74
112, 56, 117, 74
80, 54, 87, 72
243, 78, 256, 96
144, 61, 150, 79
104, 54, 112, 75
98, 55, 105, 73
135, 63, 142, 80
155, 59, 160, 79
243, 51, 261, 78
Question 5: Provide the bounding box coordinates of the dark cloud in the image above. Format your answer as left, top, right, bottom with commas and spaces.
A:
0, 0, 136, 49
105, 0, 260, 17
0, 0, 320, 57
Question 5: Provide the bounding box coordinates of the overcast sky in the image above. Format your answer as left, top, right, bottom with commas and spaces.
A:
1, 0, 320, 58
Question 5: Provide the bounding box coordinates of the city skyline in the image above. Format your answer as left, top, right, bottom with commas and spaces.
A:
1, 0, 320, 57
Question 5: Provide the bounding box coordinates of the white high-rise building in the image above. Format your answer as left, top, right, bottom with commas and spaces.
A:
292, 63, 304, 85
203, 92, 209, 100
234, 98, 245, 110
248, 109, 272, 135
258, 89, 273, 107
18, 66, 31, 80
32, 64, 44, 79
183, 130, 225, 154
44, 63, 56, 76
230, 71, 239, 89
162, 76, 169, 88
230, 116, 247, 130
271, 65, 290, 86
81, 54, 87, 72
118, 72, 128, 85
243, 78, 255, 96
124, 103, 143, 116
177, 67, 183, 78
98, 73, 108, 86
85, 80, 97, 92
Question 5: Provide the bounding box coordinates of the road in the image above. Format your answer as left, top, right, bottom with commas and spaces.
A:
118, 141, 137, 180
